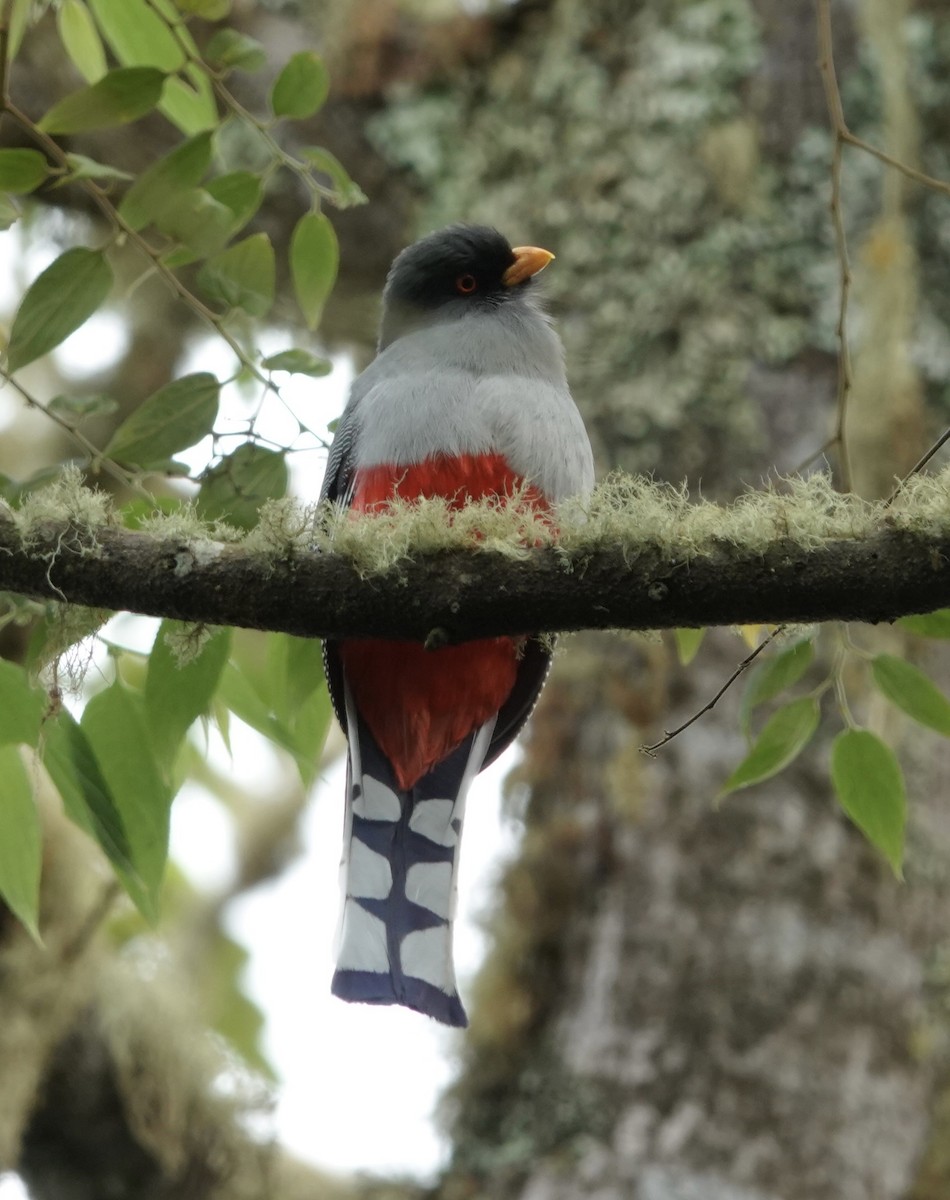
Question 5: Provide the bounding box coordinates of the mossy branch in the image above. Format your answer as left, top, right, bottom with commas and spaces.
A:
3, 472, 950, 640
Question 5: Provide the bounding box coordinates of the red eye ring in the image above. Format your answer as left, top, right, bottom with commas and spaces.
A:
456, 273, 478, 295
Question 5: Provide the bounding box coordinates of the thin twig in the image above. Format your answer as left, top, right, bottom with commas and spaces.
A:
640, 626, 786, 756
790, 435, 835, 477
0, 371, 150, 495
817, 0, 854, 493
839, 127, 950, 201
883, 424, 950, 507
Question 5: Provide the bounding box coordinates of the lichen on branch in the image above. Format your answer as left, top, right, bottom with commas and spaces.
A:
2, 469, 950, 643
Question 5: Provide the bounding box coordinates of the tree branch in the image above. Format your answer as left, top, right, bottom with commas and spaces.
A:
3, 495, 950, 642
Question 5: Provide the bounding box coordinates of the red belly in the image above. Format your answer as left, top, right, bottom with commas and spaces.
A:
341, 452, 547, 789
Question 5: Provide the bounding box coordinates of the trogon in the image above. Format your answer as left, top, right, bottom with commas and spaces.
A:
321, 224, 595, 1026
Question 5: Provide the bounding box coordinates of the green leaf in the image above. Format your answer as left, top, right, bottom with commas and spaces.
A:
47, 392, 119, 421
58, 153, 134, 185
118, 130, 214, 231
719, 697, 819, 796
158, 188, 234, 256
300, 146, 367, 208
268, 633, 324, 726
217, 662, 282, 745
290, 211, 338, 329
161, 72, 218, 137
266, 634, 333, 783
831, 729, 905, 877
673, 627, 704, 666
0, 660, 45, 747
197, 233, 275, 316
262, 349, 332, 377
7, 248, 113, 373
871, 654, 950, 736
204, 28, 267, 73
87, 0, 184, 70
0, 745, 42, 939
145, 623, 231, 769
0, 149, 50, 194
205, 171, 263, 232
39, 67, 166, 134
58, 0, 107, 82
216, 650, 329, 782
198, 444, 288, 529
42, 708, 136, 883
0, 194, 21, 231
270, 51, 329, 120
82, 682, 172, 920
119, 495, 188, 529
127, 0, 218, 133
739, 638, 815, 733
899, 609, 950, 638
8, 0, 32, 59
104, 372, 219, 467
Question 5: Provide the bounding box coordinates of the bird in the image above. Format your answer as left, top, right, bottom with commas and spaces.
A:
320, 223, 595, 1026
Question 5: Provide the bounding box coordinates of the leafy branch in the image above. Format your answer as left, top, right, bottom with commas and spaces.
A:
0, 0, 354, 503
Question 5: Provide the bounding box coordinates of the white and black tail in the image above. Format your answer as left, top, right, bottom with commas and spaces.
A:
331, 682, 494, 1027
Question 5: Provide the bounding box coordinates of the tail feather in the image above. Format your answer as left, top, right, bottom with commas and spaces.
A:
332, 680, 493, 1027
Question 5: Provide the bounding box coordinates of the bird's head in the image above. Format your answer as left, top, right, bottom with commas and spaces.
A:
378, 224, 555, 350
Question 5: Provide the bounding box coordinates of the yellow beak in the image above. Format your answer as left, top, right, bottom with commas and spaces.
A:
502, 245, 555, 287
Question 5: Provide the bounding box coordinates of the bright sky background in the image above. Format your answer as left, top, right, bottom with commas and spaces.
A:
0, 225, 522, 1195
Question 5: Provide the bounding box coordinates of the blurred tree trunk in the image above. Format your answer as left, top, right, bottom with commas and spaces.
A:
347, 2, 950, 1197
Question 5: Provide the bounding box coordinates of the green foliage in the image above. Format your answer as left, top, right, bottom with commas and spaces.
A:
39, 67, 167, 135
205, 172, 263, 233
218, 631, 333, 787
0, 659, 45, 746
118, 131, 215, 230
204, 28, 267, 74
57, 0, 108, 83
0, 1, 351, 1051
831, 729, 905, 877
197, 444, 289, 529
82, 681, 174, 919
0, 745, 42, 939
145, 623, 232, 767
197, 233, 276, 316
47, 393, 119, 421
42, 708, 138, 886
291, 211, 339, 328
706, 613, 950, 872
104, 373, 220, 468
58, 153, 133, 185
0, 149, 51, 193
899, 608, 950, 638
673, 627, 705, 665
88, 0, 217, 134
720, 697, 820, 796
739, 638, 814, 733
271, 51, 330, 120
262, 348, 332, 376
300, 147, 368, 209
871, 654, 950, 736
6, 248, 113, 372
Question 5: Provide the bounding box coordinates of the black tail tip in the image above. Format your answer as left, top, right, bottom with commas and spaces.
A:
332, 969, 468, 1027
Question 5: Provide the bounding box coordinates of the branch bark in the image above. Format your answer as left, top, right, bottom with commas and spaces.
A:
2, 509, 949, 640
